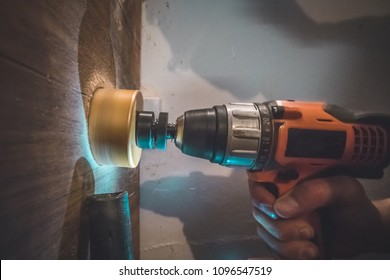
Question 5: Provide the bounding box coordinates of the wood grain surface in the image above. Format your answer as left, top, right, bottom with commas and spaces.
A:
0, 0, 141, 259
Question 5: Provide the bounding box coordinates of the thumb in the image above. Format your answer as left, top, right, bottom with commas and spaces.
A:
274, 176, 362, 218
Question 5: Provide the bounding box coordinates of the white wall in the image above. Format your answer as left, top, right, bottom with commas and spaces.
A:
140, 0, 390, 259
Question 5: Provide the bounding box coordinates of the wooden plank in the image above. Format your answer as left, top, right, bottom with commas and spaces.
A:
0, 0, 141, 259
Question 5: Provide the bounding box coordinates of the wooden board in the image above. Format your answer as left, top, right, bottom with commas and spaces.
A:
0, 0, 141, 259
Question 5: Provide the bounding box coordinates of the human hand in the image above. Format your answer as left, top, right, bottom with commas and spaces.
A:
249, 176, 390, 259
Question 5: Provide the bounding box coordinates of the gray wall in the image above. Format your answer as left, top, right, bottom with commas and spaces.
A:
140, 0, 390, 259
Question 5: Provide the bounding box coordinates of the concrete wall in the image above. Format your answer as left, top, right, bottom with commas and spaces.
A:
140, 0, 390, 259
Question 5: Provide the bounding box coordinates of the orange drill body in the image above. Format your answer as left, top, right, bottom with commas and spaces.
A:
248, 100, 389, 195
137, 99, 390, 196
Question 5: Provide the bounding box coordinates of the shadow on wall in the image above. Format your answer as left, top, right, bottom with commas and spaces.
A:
141, 171, 271, 260
144, 0, 390, 107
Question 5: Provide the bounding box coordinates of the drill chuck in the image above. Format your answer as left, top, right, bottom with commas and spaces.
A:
175, 106, 228, 163
135, 102, 274, 169
175, 103, 272, 168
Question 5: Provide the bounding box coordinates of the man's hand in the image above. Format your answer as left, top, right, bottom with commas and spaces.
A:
249, 176, 390, 259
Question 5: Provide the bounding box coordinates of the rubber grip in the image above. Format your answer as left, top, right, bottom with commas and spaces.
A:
325, 103, 390, 171
324, 103, 390, 126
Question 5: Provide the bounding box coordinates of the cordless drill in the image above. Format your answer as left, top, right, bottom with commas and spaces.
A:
136, 100, 390, 196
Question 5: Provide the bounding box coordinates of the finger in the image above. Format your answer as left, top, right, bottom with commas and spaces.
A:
252, 207, 315, 241
256, 225, 319, 259
248, 179, 276, 205
249, 180, 278, 219
274, 176, 363, 218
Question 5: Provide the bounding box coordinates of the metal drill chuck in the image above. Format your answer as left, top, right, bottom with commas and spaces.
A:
223, 103, 263, 167
136, 103, 273, 169
174, 103, 272, 169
